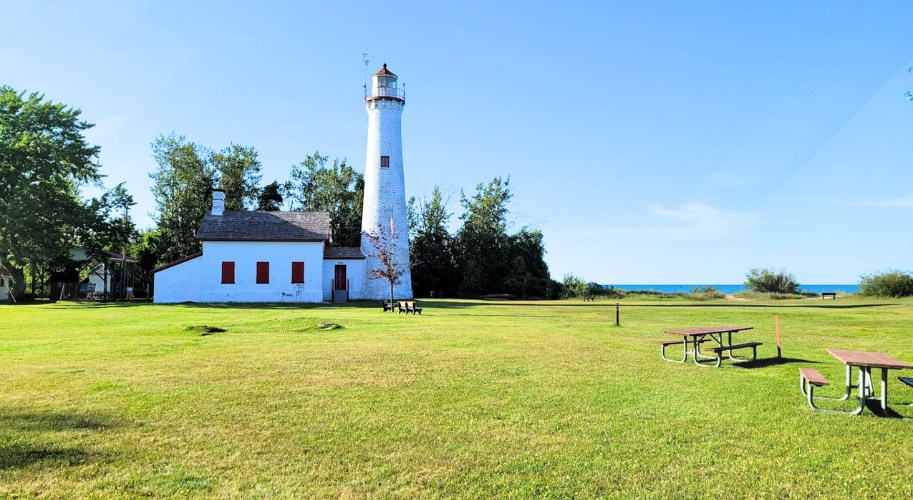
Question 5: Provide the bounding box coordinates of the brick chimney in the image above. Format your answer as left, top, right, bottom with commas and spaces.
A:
212, 189, 225, 216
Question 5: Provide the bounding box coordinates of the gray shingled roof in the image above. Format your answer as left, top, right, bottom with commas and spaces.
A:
323, 247, 366, 260
196, 211, 331, 241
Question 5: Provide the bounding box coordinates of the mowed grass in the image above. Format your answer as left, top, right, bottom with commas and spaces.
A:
2, 297, 913, 497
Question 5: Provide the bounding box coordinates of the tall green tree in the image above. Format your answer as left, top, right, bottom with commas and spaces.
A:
257, 180, 284, 211
409, 187, 457, 297
504, 228, 551, 298
0, 86, 101, 299
455, 177, 512, 295
286, 151, 364, 246
211, 144, 262, 210
149, 133, 214, 265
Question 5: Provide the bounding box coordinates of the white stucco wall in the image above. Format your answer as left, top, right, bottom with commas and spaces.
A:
154, 255, 203, 303
360, 85, 413, 300
321, 259, 366, 301
154, 241, 326, 303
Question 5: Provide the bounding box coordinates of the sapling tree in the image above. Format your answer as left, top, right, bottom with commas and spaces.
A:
363, 223, 408, 311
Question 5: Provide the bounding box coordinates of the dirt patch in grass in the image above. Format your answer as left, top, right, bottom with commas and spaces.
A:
184, 325, 227, 336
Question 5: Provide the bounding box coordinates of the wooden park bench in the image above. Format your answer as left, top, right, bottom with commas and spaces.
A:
583, 294, 595, 301
799, 367, 831, 410
822, 292, 837, 300
398, 301, 422, 315
383, 300, 397, 312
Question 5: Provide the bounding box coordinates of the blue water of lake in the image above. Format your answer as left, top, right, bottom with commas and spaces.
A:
605, 284, 860, 294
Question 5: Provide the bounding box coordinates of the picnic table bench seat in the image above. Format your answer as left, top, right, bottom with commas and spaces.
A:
800, 368, 830, 387
899, 376, 913, 388
709, 341, 762, 357
799, 367, 832, 411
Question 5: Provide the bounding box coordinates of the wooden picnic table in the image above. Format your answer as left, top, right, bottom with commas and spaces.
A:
661, 325, 759, 367
823, 349, 913, 415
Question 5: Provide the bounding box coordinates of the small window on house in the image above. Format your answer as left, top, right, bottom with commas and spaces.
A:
380, 155, 390, 168
256, 262, 270, 284
221, 262, 235, 284
0, 278, 5, 287
291, 262, 305, 284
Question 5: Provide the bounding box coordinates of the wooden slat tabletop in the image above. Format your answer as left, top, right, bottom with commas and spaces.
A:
663, 326, 753, 336
825, 349, 913, 370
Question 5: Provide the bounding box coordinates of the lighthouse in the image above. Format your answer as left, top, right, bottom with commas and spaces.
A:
360, 64, 413, 300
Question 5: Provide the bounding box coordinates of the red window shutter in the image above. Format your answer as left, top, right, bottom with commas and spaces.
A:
221, 262, 235, 284
256, 262, 269, 284
291, 262, 304, 284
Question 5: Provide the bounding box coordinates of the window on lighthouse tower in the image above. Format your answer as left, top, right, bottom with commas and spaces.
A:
380, 156, 390, 168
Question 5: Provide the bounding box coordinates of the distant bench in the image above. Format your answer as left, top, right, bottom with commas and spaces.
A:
822, 292, 837, 300
398, 301, 422, 315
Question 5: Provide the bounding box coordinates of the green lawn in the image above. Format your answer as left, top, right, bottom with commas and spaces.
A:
2, 297, 913, 497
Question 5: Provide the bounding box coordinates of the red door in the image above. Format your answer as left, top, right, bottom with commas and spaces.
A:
334, 265, 346, 291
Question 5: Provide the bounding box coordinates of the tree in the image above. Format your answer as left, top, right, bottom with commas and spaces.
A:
409, 186, 457, 297
744, 268, 800, 294
129, 229, 160, 298
211, 144, 262, 210
561, 273, 589, 298
257, 180, 284, 211
364, 223, 408, 310
504, 228, 551, 298
149, 133, 215, 265
859, 270, 913, 297
79, 182, 137, 299
455, 177, 512, 295
0, 86, 102, 299
286, 151, 364, 246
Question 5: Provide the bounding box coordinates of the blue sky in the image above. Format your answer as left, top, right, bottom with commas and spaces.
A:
3, 1, 912, 284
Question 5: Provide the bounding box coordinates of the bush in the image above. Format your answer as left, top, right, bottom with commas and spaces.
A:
687, 286, 725, 300
859, 270, 913, 297
744, 268, 799, 294
561, 273, 589, 298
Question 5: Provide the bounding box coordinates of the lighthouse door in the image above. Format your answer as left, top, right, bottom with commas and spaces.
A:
333, 265, 347, 302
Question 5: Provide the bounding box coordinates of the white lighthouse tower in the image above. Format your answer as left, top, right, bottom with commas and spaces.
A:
360, 64, 413, 300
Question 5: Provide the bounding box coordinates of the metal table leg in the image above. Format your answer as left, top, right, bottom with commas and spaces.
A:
818, 365, 854, 401
880, 368, 889, 412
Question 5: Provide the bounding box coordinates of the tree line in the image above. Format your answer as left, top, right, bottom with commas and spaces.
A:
1, 85, 556, 300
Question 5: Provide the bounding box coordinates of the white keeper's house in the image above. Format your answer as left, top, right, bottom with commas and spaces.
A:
153, 191, 367, 303
153, 63, 413, 303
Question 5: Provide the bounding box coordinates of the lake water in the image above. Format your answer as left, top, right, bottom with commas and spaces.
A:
606, 284, 861, 294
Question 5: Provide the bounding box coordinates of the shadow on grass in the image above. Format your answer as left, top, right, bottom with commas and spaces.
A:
0, 443, 92, 470
0, 410, 113, 432
0, 410, 115, 470
30, 298, 898, 311
732, 357, 818, 369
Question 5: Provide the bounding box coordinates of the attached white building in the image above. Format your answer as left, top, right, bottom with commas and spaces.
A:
0, 269, 11, 301
153, 191, 366, 303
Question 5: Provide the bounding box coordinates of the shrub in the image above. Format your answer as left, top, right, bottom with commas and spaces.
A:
744, 268, 799, 294
561, 273, 589, 298
859, 270, 913, 297
687, 286, 725, 300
